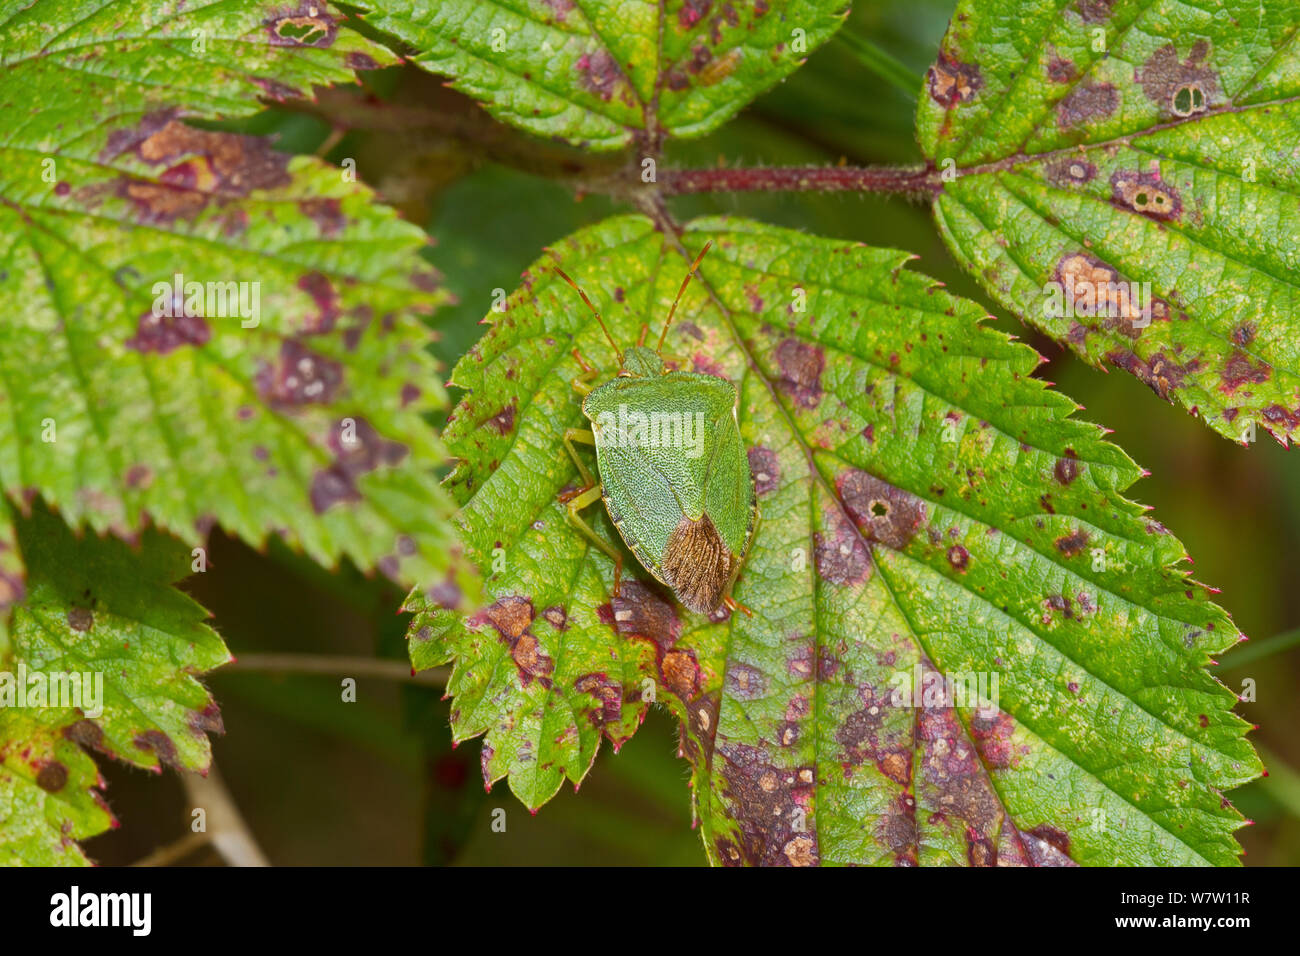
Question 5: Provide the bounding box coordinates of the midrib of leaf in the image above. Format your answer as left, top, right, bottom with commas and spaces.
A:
670, 219, 1233, 865
648, 222, 1009, 866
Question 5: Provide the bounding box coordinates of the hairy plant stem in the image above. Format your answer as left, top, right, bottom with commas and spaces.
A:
658, 163, 942, 198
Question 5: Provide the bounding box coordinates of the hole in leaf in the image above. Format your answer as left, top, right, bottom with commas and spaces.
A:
275, 19, 328, 45
1171, 84, 1206, 117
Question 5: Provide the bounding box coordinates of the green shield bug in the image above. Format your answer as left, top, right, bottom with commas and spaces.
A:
554, 242, 757, 616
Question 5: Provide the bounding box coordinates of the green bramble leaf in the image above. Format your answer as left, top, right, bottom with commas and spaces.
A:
359, 0, 850, 150
0, 504, 230, 866
919, 0, 1300, 445
0, 0, 471, 593
406, 213, 1259, 865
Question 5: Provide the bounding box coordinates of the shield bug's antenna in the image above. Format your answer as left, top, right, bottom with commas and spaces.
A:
554, 266, 623, 365
656, 240, 712, 355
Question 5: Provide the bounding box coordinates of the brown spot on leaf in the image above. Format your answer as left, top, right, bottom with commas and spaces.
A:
125, 310, 211, 354
1054, 451, 1080, 485
252, 76, 301, 101
1046, 55, 1076, 83
574, 673, 622, 728
1262, 404, 1300, 433
1055, 528, 1090, 557
1057, 82, 1119, 129
575, 49, 632, 103
189, 702, 225, 737
1106, 349, 1192, 401
63, 719, 104, 750
836, 686, 906, 767
66, 606, 93, 632
967, 832, 997, 866
814, 509, 873, 586
1043, 593, 1074, 621
134, 729, 179, 768
747, 446, 780, 496
916, 662, 1005, 850
877, 793, 919, 865
1055, 253, 1148, 322
471, 596, 553, 689
928, 54, 982, 106
608, 579, 682, 650
125, 465, 153, 489
1075, 0, 1113, 22
969, 711, 1021, 769
302, 197, 345, 236
309, 417, 408, 514
663, 648, 702, 700
837, 470, 926, 550
486, 403, 516, 435
1110, 170, 1182, 220
510, 633, 555, 689
716, 742, 817, 866
678, 0, 711, 27
1044, 156, 1097, 187
104, 114, 290, 223
774, 338, 824, 409
297, 272, 341, 333
257, 339, 343, 407
1137, 42, 1218, 116
345, 51, 379, 71
946, 544, 970, 572
1020, 824, 1076, 866
36, 762, 68, 793
724, 661, 767, 701
1220, 351, 1271, 392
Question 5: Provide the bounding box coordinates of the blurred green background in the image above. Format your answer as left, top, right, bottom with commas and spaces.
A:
87, 0, 1299, 866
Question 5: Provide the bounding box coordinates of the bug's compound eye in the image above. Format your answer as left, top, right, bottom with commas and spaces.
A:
868, 499, 891, 518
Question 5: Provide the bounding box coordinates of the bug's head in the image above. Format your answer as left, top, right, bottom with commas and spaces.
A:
619, 346, 665, 378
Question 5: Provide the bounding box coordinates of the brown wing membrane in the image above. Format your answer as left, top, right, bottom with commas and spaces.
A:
662, 513, 733, 613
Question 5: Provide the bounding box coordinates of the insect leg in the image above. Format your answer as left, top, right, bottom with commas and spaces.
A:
563, 484, 624, 596
562, 428, 597, 488
570, 349, 600, 397
723, 595, 754, 618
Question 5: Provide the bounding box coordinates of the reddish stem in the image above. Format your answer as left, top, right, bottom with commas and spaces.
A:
659, 164, 942, 197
